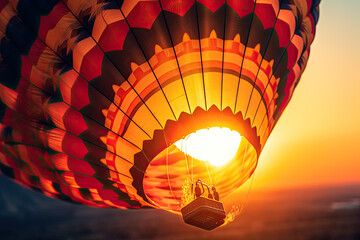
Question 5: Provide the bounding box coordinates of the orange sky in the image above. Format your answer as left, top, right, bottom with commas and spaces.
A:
249, 0, 360, 191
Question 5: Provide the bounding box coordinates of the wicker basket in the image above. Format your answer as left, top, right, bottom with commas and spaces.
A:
181, 197, 226, 230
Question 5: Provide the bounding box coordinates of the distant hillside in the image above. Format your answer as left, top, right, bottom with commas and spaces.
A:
0, 176, 62, 216
0, 175, 359, 240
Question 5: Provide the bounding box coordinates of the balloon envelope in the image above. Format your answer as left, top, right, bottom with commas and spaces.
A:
0, 0, 320, 212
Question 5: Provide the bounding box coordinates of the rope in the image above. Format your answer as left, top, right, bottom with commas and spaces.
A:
205, 161, 213, 186
241, 140, 249, 173
184, 135, 194, 183
235, 140, 253, 216
164, 133, 178, 205
239, 173, 255, 214
182, 139, 191, 177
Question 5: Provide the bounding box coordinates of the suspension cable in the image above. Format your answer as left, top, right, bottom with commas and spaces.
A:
205, 161, 213, 186
164, 133, 178, 205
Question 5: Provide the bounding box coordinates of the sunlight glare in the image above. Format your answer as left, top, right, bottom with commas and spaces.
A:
174, 127, 242, 166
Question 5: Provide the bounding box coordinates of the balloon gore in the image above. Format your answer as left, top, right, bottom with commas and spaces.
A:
0, 0, 320, 219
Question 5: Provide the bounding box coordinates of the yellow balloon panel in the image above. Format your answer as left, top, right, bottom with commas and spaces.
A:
204, 72, 222, 109
222, 73, 240, 112
183, 73, 206, 111
162, 80, 190, 119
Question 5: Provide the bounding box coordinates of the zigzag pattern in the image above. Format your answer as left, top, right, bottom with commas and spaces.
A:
0, 0, 320, 212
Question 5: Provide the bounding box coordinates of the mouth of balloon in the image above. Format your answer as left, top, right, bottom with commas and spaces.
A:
142, 127, 258, 212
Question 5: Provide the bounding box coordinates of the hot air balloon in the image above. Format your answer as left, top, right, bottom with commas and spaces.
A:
0, 0, 320, 230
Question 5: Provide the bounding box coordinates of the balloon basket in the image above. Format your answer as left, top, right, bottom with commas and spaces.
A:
180, 196, 226, 230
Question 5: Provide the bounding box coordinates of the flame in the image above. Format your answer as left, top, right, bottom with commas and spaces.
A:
222, 203, 244, 226
181, 178, 194, 208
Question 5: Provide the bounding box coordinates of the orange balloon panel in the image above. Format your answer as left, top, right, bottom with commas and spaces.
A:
0, 0, 319, 212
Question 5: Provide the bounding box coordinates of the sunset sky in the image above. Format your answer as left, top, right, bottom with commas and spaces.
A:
250, 0, 360, 191
1, 2, 359, 238
0, 0, 357, 207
